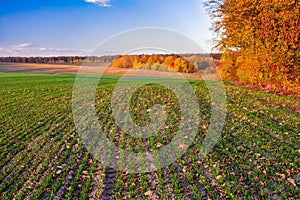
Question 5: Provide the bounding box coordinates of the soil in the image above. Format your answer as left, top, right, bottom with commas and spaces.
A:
0, 63, 211, 80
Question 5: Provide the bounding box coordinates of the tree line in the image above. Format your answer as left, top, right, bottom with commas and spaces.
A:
0, 53, 223, 75
206, 0, 300, 94
111, 54, 199, 73
0, 56, 118, 64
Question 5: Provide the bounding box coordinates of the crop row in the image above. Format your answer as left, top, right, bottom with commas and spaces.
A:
0, 74, 299, 199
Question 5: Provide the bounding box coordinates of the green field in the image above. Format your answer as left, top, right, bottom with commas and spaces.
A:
0, 73, 299, 199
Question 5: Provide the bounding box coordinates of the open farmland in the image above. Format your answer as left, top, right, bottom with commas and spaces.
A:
0, 72, 299, 199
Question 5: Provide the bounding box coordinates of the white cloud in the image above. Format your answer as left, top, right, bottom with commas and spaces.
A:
12, 43, 35, 48
0, 43, 89, 56
84, 0, 112, 7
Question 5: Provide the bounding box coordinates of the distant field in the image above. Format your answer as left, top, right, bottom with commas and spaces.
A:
0, 73, 299, 199
0, 63, 214, 79
0, 63, 126, 75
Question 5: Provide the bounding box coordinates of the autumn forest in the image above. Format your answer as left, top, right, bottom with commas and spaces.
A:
206, 0, 299, 95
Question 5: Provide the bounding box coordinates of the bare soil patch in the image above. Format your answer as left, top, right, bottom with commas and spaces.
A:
0, 63, 208, 80
0, 63, 127, 75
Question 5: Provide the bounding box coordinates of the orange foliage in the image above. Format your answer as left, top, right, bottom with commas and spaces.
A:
111, 54, 197, 73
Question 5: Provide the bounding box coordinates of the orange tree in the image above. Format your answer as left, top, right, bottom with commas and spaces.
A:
111, 54, 197, 73
206, 0, 300, 94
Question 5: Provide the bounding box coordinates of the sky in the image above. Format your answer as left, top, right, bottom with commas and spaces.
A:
0, 0, 213, 56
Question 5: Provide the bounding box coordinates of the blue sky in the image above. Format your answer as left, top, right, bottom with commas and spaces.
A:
0, 0, 213, 56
